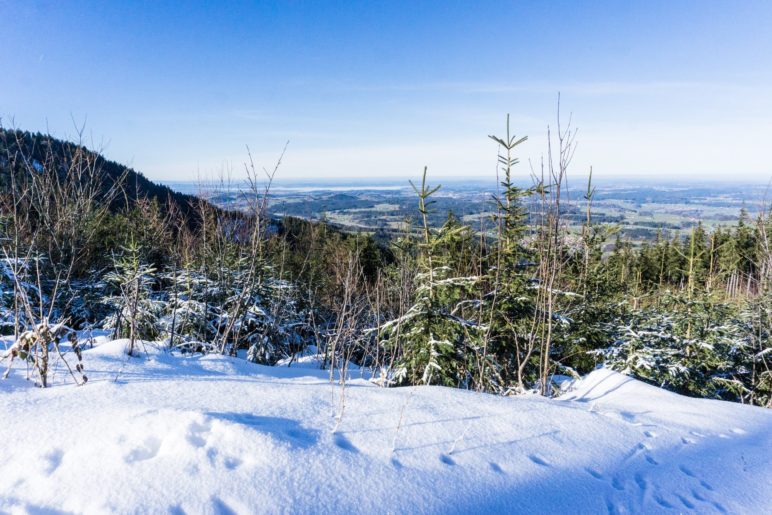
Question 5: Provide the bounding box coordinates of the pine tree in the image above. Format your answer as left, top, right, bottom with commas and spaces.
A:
379, 168, 484, 387
484, 117, 541, 392
104, 240, 159, 356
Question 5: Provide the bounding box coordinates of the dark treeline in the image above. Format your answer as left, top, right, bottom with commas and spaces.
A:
0, 128, 204, 225
1, 121, 769, 407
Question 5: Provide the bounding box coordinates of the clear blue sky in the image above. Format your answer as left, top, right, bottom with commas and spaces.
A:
2, 0, 771, 182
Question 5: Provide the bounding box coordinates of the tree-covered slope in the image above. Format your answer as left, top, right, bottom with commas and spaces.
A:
0, 128, 203, 222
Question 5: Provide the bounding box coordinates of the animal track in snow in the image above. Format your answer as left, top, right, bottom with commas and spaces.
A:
528, 454, 550, 467
223, 456, 242, 470
206, 412, 320, 449
632, 472, 648, 506
598, 409, 645, 427
633, 472, 647, 493
618, 411, 640, 422
622, 442, 649, 462
711, 501, 727, 513
125, 437, 161, 463
43, 448, 64, 475
654, 495, 674, 509
676, 494, 695, 509
691, 490, 727, 515
439, 454, 455, 466
186, 420, 211, 448
680, 469, 723, 513
585, 467, 603, 480
604, 497, 625, 515
673, 458, 729, 514
210, 496, 237, 515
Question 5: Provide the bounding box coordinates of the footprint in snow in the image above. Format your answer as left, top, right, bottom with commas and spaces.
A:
210, 496, 237, 515
186, 420, 211, 448
691, 491, 727, 514
490, 462, 504, 474
223, 456, 242, 470
623, 442, 648, 461
604, 496, 628, 515
633, 472, 647, 493
643, 430, 657, 438
632, 473, 649, 507
644, 454, 659, 466
604, 496, 615, 515
439, 454, 456, 466
43, 448, 64, 475
654, 495, 674, 509
585, 467, 603, 480
678, 465, 696, 478
600, 409, 643, 426
124, 436, 161, 463
676, 494, 695, 509
528, 454, 550, 467
711, 501, 728, 513
206, 412, 320, 450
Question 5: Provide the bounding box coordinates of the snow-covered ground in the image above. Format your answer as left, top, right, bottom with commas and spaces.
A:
1, 339, 770, 514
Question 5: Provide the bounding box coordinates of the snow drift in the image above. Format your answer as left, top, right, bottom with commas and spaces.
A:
1, 339, 770, 514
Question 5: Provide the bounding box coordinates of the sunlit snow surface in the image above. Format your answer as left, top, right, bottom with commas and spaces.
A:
1, 339, 770, 514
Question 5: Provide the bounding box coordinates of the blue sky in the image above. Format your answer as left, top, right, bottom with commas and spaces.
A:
1, 0, 771, 182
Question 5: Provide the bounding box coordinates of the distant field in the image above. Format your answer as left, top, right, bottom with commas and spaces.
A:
166, 179, 770, 243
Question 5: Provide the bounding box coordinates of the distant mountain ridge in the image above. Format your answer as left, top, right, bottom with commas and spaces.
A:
0, 128, 205, 223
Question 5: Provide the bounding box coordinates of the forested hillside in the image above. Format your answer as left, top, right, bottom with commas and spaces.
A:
0, 128, 203, 220
0, 121, 770, 406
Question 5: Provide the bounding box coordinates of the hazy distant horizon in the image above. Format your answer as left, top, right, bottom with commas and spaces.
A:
161, 174, 772, 191
3, 1, 771, 183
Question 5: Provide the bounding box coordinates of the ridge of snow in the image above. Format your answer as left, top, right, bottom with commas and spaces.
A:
1, 340, 770, 514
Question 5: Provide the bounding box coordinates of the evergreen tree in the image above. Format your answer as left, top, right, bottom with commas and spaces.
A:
104, 240, 160, 355
379, 168, 484, 387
